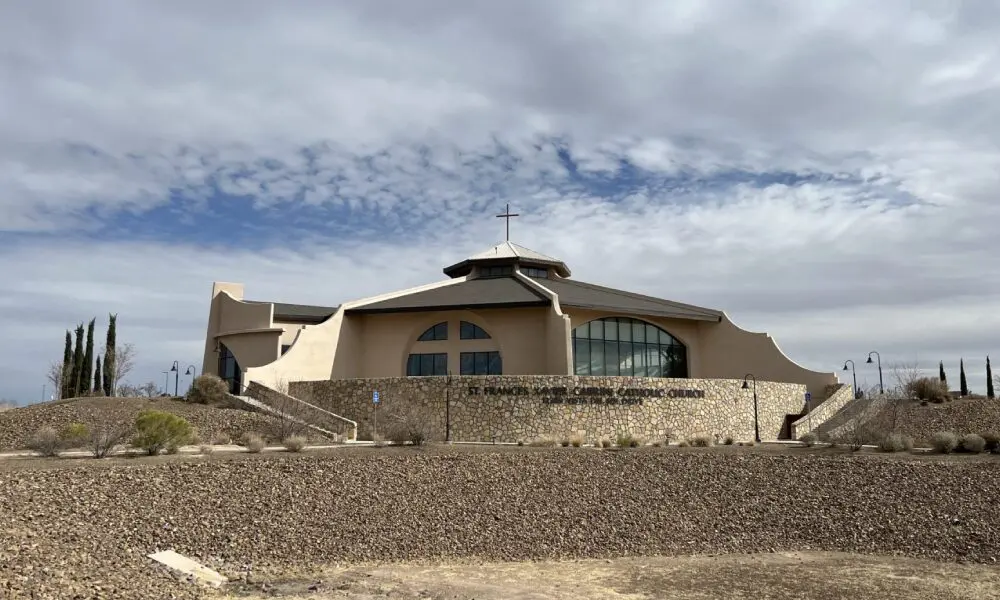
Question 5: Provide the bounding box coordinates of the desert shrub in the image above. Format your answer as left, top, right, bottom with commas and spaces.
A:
131, 410, 193, 456
650, 440, 662, 447
89, 423, 128, 458
799, 432, 818, 447
596, 436, 612, 448
185, 374, 229, 405
688, 434, 713, 447
517, 440, 524, 446
560, 439, 570, 447
212, 432, 232, 445
980, 432, 1000, 453
959, 433, 986, 454
569, 435, 583, 448
723, 435, 734, 445
930, 431, 958, 454
878, 433, 913, 453
59, 422, 90, 449
27, 426, 61, 457
384, 404, 433, 446
616, 434, 641, 448
678, 440, 690, 447
243, 433, 265, 453
283, 435, 307, 452
528, 435, 559, 447
906, 377, 949, 402
199, 444, 214, 455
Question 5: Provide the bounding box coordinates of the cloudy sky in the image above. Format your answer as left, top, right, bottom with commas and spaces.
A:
2, 0, 998, 402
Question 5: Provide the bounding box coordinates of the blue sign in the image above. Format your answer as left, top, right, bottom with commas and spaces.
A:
373, 390, 380, 405
804, 392, 812, 402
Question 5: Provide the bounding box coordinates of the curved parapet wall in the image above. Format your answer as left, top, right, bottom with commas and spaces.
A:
697, 313, 839, 398
243, 276, 472, 388
289, 374, 807, 443
515, 271, 573, 375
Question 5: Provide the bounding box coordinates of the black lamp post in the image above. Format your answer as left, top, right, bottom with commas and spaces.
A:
169, 361, 179, 396
185, 365, 197, 395
740, 374, 761, 443
866, 351, 883, 395
843, 360, 859, 399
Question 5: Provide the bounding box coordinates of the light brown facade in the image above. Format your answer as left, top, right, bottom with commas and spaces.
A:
201, 242, 839, 398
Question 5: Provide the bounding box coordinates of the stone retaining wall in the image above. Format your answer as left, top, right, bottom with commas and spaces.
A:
790, 383, 853, 439
288, 376, 807, 443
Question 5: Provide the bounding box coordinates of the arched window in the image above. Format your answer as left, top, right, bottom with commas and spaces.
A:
571, 317, 687, 378
460, 321, 491, 340
217, 342, 242, 394
417, 322, 448, 341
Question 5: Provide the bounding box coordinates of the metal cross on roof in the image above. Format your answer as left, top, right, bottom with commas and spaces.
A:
495, 203, 520, 241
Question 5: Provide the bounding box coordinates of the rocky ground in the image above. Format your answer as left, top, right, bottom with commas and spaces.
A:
0, 396, 333, 450
1, 445, 999, 599
886, 397, 1000, 445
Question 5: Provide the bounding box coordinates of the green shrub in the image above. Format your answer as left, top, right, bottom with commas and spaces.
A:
185, 374, 229, 405
283, 435, 307, 452
878, 433, 913, 453
959, 433, 986, 454
131, 410, 193, 456
906, 377, 949, 402
930, 431, 958, 454
688, 434, 713, 447
980, 432, 1000, 453
59, 422, 90, 449
27, 426, 61, 457
799, 432, 818, 447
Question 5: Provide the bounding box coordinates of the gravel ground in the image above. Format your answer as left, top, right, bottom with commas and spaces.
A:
2, 446, 999, 599
886, 398, 1000, 445
0, 397, 333, 450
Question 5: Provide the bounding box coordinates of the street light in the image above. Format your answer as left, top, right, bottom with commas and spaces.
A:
185, 365, 197, 396
161, 371, 169, 395
843, 360, 859, 399
740, 374, 761, 443
866, 351, 884, 395
169, 361, 179, 397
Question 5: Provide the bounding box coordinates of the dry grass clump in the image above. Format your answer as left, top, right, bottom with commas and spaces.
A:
184, 374, 230, 405
930, 431, 958, 454
687, 434, 714, 447
199, 444, 214, 455
798, 432, 818, 447
27, 426, 61, 457
241, 432, 266, 453
878, 433, 914, 453
905, 377, 949, 402
283, 435, 307, 452
616, 433, 642, 448
959, 433, 986, 454
981, 432, 1000, 453
528, 435, 559, 447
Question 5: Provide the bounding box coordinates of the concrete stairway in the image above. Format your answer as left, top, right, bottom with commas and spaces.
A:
226, 393, 351, 442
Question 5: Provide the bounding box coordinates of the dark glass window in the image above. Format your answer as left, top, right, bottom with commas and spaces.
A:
417, 322, 448, 341
217, 342, 242, 394
480, 265, 513, 278
460, 321, 491, 340
281, 344, 291, 356
406, 353, 448, 376
460, 351, 502, 375
571, 317, 687, 378
522, 267, 548, 278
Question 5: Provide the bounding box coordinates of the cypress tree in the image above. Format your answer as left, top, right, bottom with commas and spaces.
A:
988, 356, 995, 400
960, 358, 969, 397
103, 313, 117, 397
61, 330, 72, 399
93, 355, 103, 394
939, 360, 947, 385
70, 323, 84, 398
81, 318, 95, 394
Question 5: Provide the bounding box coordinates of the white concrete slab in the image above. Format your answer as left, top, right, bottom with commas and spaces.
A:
148, 550, 228, 587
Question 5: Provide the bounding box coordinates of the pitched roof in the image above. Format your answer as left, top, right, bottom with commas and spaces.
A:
539, 277, 722, 322
346, 277, 550, 314
443, 242, 571, 278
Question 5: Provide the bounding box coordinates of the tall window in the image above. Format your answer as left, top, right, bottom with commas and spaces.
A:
417, 322, 448, 341
460, 321, 491, 340
571, 317, 687, 378
460, 351, 502, 375
217, 342, 242, 394
407, 353, 447, 376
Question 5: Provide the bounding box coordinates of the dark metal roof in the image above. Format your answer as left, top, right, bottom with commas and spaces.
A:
540, 277, 723, 322
246, 300, 339, 323
443, 241, 572, 278
346, 277, 550, 314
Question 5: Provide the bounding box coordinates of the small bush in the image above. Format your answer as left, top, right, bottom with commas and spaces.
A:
569, 435, 583, 448
878, 433, 913, 453
89, 423, 127, 458
528, 435, 558, 447
980, 432, 1000, 453
597, 437, 612, 448
27, 426, 61, 457
560, 439, 570, 447
959, 433, 986, 454
799, 432, 818, 447
59, 422, 90, 449
616, 434, 641, 448
931, 431, 958, 454
688, 434, 713, 447
131, 410, 193, 456
283, 435, 307, 452
678, 440, 690, 447
906, 377, 949, 402
185, 373, 229, 405
517, 440, 524, 446
920, 400, 928, 406
199, 444, 214, 455
723, 435, 734, 445
244, 433, 265, 453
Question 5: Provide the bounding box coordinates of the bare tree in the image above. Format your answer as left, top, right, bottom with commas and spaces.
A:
889, 361, 922, 397
104, 342, 136, 396
264, 376, 309, 441
46, 361, 66, 395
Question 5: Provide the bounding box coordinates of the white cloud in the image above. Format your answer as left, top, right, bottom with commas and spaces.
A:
1, 0, 999, 400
